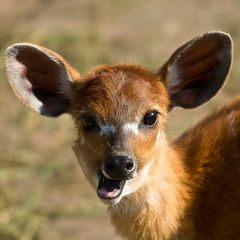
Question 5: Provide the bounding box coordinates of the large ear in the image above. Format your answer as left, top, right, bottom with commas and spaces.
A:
5, 43, 80, 117
158, 32, 232, 109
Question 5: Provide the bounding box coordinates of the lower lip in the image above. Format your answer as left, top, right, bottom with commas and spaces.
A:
97, 174, 126, 200
97, 187, 122, 199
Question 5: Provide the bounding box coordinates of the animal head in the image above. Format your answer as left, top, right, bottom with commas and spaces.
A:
5, 32, 232, 204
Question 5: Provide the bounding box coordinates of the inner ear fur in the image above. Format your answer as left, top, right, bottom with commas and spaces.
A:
5, 43, 80, 117
158, 31, 233, 109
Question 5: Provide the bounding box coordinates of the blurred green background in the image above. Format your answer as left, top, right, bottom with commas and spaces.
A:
1, 0, 240, 239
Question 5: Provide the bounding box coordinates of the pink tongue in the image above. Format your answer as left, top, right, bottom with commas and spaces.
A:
97, 187, 121, 199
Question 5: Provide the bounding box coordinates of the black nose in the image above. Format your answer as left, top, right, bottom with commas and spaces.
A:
104, 154, 136, 180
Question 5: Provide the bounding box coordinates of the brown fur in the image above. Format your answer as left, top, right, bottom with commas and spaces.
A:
71, 65, 240, 239
5, 33, 236, 239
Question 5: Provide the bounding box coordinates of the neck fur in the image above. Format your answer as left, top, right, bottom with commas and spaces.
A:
108, 140, 192, 240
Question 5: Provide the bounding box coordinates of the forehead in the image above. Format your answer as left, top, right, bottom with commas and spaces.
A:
72, 65, 168, 122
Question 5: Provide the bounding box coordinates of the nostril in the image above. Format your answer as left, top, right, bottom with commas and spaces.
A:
125, 159, 135, 172
104, 154, 136, 179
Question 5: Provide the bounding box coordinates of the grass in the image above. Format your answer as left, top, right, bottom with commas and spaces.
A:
1, 0, 240, 239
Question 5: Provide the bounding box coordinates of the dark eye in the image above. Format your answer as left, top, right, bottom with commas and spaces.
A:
82, 115, 97, 131
142, 110, 158, 128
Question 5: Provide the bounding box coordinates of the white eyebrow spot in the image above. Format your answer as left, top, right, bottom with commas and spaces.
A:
122, 122, 139, 135
100, 124, 116, 136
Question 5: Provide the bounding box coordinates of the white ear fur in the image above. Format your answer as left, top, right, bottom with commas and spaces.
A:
5, 44, 43, 114
5, 43, 76, 116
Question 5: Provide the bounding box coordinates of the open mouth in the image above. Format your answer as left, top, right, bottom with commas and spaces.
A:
97, 173, 126, 200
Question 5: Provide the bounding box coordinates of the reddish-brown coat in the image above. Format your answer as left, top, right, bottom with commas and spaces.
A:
5, 32, 236, 240
71, 65, 240, 239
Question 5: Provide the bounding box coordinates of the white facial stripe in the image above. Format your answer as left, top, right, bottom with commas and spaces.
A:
122, 122, 139, 135
156, 130, 161, 146
100, 124, 116, 136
